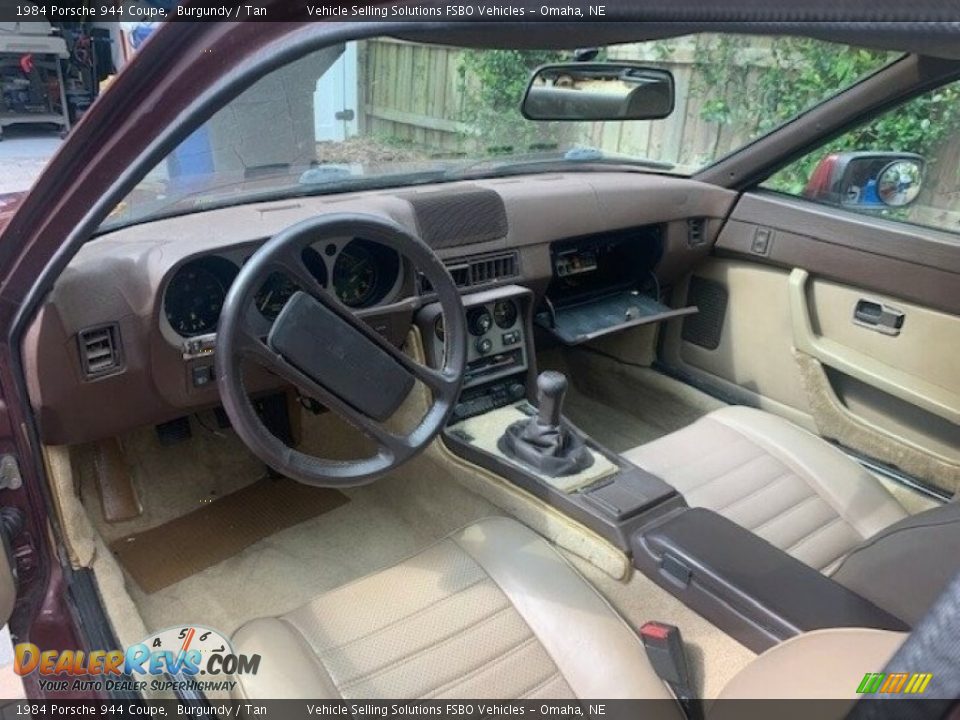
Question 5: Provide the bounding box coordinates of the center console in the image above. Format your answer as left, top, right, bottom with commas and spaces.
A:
417, 284, 684, 552
418, 285, 534, 422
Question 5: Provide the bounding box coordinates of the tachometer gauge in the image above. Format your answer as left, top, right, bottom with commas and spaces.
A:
164, 264, 227, 337
255, 272, 299, 320
493, 300, 518, 329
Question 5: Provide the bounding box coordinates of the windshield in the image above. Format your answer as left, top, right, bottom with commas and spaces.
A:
106, 34, 896, 229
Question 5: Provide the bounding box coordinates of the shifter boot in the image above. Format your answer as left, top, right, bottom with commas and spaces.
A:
498, 371, 594, 477
499, 417, 594, 476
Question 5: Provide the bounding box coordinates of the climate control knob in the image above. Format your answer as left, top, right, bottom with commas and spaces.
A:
476, 337, 493, 355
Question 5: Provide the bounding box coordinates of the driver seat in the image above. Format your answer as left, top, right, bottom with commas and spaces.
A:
230, 517, 903, 702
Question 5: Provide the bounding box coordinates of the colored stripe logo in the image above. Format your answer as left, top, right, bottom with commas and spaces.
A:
857, 672, 933, 694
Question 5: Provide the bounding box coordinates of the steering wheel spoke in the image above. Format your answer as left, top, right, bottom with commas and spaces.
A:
272, 252, 327, 301
235, 328, 287, 373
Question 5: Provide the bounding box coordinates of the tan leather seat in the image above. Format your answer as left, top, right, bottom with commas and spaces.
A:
622, 406, 907, 574
231, 516, 909, 705
231, 516, 674, 700
714, 628, 905, 701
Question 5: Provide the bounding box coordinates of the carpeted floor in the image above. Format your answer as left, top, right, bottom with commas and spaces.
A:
110, 477, 349, 593
77, 369, 754, 697
539, 347, 726, 452
80, 411, 499, 637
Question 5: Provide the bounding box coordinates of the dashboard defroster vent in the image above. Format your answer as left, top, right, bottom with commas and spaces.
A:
78, 323, 124, 379
420, 251, 519, 293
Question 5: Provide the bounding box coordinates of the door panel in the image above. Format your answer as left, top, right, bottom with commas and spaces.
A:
792, 271, 960, 429
717, 194, 960, 316
663, 259, 816, 430
663, 191, 960, 493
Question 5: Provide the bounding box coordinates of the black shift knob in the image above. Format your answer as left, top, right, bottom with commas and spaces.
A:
536, 371, 567, 428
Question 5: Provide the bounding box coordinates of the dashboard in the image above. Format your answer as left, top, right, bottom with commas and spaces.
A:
23, 171, 735, 445
162, 238, 404, 339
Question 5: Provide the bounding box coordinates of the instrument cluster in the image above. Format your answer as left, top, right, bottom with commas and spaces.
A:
162, 238, 403, 338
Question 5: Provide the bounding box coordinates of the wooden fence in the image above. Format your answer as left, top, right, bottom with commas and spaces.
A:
359, 39, 471, 153
357, 37, 758, 169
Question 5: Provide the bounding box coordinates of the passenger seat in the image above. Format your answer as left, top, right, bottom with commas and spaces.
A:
622, 406, 960, 623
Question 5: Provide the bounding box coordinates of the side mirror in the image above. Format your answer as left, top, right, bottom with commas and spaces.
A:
803, 152, 925, 210
521, 63, 675, 122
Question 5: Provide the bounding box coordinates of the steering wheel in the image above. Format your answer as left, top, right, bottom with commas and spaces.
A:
215, 214, 466, 487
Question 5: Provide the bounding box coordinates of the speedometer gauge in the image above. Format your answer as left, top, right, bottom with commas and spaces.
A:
164, 264, 227, 337
333, 243, 379, 307
331, 239, 400, 309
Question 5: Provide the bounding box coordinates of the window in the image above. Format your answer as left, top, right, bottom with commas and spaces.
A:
762, 79, 960, 235
104, 36, 894, 231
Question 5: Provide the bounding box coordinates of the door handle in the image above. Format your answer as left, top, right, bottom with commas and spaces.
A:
853, 299, 905, 336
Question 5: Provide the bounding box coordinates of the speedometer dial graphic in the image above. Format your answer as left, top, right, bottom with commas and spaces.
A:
140, 625, 233, 676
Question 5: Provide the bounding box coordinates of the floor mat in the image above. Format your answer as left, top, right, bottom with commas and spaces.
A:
110, 477, 349, 593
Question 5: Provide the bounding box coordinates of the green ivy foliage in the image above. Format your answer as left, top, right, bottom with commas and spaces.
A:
684, 36, 960, 193
458, 49, 566, 154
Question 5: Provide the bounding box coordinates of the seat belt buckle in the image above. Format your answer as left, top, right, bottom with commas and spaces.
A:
640, 621, 691, 687
639, 621, 701, 718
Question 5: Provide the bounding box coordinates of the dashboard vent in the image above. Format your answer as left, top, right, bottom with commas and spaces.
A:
419, 251, 520, 293
77, 324, 123, 378
687, 218, 707, 247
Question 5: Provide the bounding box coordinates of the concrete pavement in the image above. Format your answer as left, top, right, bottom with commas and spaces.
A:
0, 127, 62, 194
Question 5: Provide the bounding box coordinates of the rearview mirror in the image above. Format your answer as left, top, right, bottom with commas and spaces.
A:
521, 63, 675, 122
803, 152, 925, 210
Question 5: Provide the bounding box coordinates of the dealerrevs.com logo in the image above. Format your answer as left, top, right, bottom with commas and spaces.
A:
14, 625, 260, 694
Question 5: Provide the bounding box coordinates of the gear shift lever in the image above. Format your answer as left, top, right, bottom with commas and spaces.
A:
498, 371, 593, 477
536, 371, 567, 429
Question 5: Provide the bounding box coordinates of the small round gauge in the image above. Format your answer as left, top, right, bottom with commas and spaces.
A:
468, 307, 493, 336
255, 272, 299, 320
164, 262, 228, 337
493, 300, 518, 329
434, 315, 445, 341
332, 239, 400, 308
140, 625, 233, 677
